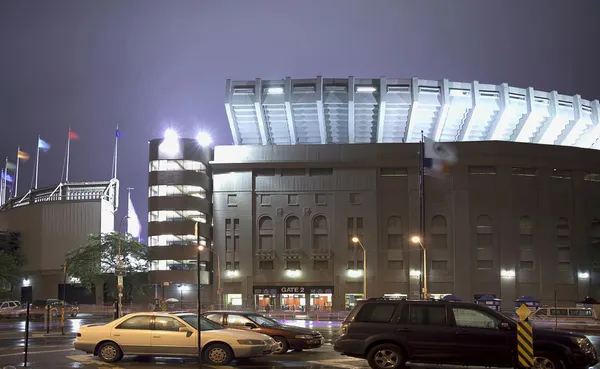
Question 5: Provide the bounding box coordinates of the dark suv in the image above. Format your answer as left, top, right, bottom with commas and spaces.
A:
334, 298, 598, 369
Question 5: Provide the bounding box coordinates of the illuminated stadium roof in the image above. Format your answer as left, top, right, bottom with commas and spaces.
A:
224, 77, 600, 149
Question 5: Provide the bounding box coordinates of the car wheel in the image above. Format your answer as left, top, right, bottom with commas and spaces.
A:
367, 343, 405, 369
534, 351, 564, 369
97, 341, 123, 363
272, 337, 289, 355
203, 343, 233, 365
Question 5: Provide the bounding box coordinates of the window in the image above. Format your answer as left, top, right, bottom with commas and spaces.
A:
512, 167, 537, 177
468, 166, 496, 175
154, 316, 185, 332
286, 260, 301, 270
558, 262, 571, 271
151, 260, 206, 271
348, 260, 364, 270
260, 194, 271, 206
349, 193, 362, 205
281, 168, 305, 176
432, 260, 447, 270
355, 303, 398, 323
452, 308, 499, 329
409, 305, 447, 326
585, 173, 600, 182
288, 194, 299, 206
258, 216, 274, 250
116, 316, 152, 330
520, 261, 534, 270
431, 215, 447, 249
551, 169, 571, 180
205, 313, 224, 325
569, 309, 593, 317
309, 168, 333, 176
477, 260, 493, 269
387, 216, 404, 249
148, 185, 206, 199
255, 169, 275, 176
556, 218, 571, 270
312, 215, 329, 250
148, 234, 204, 247
381, 168, 408, 177
227, 314, 253, 328
149, 160, 206, 173
149, 210, 207, 223
258, 260, 273, 270
285, 216, 301, 249
227, 194, 237, 206
313, 260, 328, 270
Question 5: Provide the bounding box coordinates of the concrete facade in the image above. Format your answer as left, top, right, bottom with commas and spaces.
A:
209, 141, 600, 311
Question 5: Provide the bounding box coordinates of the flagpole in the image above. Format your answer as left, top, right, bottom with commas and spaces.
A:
3, 157, 8, 204
15, 146, 20, 197
35, 135, 40, 190
113, 125, 119, 179
66, 128, 72, 182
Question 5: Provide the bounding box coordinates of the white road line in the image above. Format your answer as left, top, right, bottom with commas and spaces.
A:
308, 358, 369, 368
0, 348, 76, 357
67, 354, 126, 368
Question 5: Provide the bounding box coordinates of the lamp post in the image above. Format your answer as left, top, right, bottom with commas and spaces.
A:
117, 214, 129, 318
351, 237, 367, 299
411, 236, 428, 299
61, 263, 67, 335
199, 245, 222, 307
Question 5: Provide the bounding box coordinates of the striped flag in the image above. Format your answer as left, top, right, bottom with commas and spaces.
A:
17, 149, 30, 161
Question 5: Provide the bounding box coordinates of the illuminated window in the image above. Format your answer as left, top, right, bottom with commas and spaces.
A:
149, 160, 206, 172
151, 260, 207, 271
148, 210, 207, 223
148, 185, 206, 199
148, 235, 206, 247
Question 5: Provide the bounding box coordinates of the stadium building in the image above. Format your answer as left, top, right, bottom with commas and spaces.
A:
0, 181, 118, 303
149, 76, 600, 312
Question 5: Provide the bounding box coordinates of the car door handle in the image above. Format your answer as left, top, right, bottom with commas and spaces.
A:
153, 335, 161, 338
455, 330, 470, 335
397, 328, 412, 333
113, 334, 120, 337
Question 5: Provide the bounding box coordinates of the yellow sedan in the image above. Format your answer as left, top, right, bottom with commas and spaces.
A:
74, 312, 276, 365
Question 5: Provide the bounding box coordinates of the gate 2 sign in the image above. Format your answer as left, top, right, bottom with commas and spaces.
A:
280, 287, 305, 293
253, 286, 334, 295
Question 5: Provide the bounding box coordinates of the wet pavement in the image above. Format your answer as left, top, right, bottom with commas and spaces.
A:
0, 317, 600, 368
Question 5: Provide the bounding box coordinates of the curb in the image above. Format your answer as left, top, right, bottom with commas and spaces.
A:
31, 333, 77, 338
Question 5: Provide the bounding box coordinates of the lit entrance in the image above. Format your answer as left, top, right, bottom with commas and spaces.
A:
225, 293, 242, 308
309, 294, 331, 311
345, 293, 364, 310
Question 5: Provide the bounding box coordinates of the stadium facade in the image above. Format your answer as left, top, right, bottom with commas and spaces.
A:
149, 76, 600, 311
0, 181, 118, 303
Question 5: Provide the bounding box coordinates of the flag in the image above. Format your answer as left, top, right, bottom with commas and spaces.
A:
423, 136, 458, 177
1, 171, 13, 183
68, 130, 80, 140
6, 161, 16, 170
38, 137, 51, 152
17, 150, 30, 161
127, 196, 142, 239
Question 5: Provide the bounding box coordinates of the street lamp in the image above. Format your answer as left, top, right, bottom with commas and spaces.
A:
411, 235, 428, 299
351, 236, 367, 300
199, 245, 222, 306
117, 214, 129, 317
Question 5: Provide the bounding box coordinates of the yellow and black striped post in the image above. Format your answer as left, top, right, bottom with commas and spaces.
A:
517, 320, 534, 368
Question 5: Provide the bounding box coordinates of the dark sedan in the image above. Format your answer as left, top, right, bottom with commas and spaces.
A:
202, 310, 324, 354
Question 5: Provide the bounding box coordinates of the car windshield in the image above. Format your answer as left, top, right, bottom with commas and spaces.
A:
248, 314, 281, 327
180, 315, 224, 331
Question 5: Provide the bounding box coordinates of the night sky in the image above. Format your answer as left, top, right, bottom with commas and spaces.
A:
1, 1, 599, 236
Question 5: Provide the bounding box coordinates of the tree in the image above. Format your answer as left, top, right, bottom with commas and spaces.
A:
0, 231, 23, 289
65, 232, 149, 297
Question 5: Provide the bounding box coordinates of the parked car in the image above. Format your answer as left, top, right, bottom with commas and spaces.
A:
202, 310, 324, 354
0, 301, 22, 319
74, 312, 276, 365
30, 299, 79, 318
334, 298, 599, 369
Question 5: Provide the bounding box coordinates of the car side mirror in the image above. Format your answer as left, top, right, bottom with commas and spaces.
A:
245, 322, 258, 329
179, 327, 191, 333
499, 322, 511, 331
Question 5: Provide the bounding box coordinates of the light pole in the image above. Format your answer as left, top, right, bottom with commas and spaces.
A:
351, 237, 367, 300
199, 245, 222, 307
117, 214, 129, 318
411, 236, 428, 299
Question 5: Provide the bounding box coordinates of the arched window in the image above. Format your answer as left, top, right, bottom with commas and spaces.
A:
556, 218, 571, 272
312, 215, 329, 250
431, 215, 447, 248
518, 216, 533, 250
475, 214, 493, 269
285, 216, 301, 250
258, 216, 273, 250
387, 216, 403, 249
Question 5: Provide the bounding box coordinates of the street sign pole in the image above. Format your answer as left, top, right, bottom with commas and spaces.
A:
195, 221, 202, 368
516, 304, 534, 368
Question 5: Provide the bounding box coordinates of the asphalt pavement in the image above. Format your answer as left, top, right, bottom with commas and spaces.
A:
0, 316, 600, 369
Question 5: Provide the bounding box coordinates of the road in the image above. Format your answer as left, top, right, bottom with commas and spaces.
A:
0, 316, 600, 369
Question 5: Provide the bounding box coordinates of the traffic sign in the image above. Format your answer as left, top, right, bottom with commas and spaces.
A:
516, 303, 532, 321
517, 321, 534, 367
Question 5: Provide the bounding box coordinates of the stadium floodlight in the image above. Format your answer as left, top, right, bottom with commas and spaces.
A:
356, 86, 377, 93
160, 128, 180, 156
266, 87, 284, 94
196, 131, 212, 147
